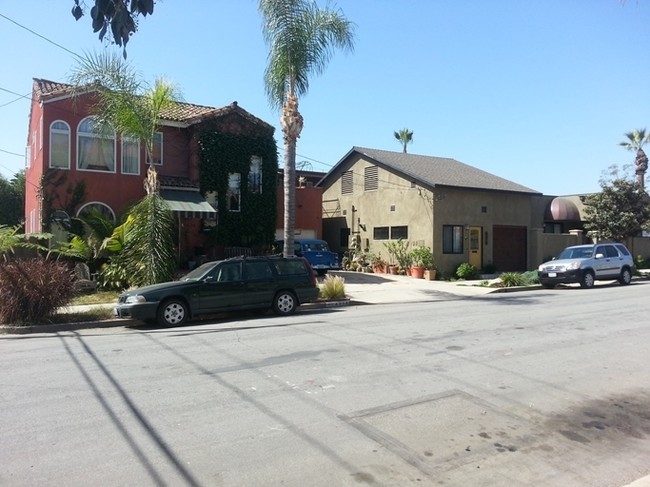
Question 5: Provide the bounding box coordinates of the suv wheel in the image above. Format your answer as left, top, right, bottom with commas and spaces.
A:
619, 267, 632, 286
157, 298, 188, 326
580, 270, 595, 289
273, 291, 297, 315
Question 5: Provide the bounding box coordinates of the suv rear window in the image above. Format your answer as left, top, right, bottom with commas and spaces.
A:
273, 259, 309, 276
615, 244, 631, 256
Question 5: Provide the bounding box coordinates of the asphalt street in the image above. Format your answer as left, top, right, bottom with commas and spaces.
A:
2, 275, 650, 486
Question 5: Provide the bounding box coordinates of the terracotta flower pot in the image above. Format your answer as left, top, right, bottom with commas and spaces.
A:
411, 266, 425, 279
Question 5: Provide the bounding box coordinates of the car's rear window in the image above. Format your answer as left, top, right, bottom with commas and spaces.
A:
301, 241, 329, 252
615, 244, 631, 256
273, 259, 309, 276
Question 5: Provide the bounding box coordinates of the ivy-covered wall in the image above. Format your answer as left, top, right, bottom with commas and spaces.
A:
198, 130, 278, 250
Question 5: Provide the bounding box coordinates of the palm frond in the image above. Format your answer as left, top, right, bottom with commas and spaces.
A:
260, 0, 355, 108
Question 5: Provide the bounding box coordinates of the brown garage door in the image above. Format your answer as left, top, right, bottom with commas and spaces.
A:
492, 225, 527, 272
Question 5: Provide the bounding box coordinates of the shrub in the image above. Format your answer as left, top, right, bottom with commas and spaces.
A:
0, 258, 75, 324
455, 262, 478, 280
521, 270, 540, 285
499, 272, 525, 287
319, 274, 346, 300
636, 255, 650, 269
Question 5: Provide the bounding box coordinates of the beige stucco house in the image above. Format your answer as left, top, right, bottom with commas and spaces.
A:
319, 147, 545, 275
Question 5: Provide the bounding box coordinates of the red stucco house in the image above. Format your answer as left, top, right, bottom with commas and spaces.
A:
25, 78, 282, 263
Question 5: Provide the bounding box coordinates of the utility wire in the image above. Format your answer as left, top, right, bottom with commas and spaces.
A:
0, 12, 82, 59
0, 148, 24, 158
0, 87, 31, 99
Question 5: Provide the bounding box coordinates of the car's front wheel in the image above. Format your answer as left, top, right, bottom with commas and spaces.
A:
619, 267, 632, 286
157, 298, 188, 326
273, 291, 297, 316
580, 270, 595, 289
542, 283, 555, 289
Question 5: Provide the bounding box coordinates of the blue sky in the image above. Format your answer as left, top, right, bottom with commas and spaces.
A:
1, 0, 649, 196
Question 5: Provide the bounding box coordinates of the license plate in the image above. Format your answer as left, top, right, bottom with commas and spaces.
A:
548, 272, 557, 277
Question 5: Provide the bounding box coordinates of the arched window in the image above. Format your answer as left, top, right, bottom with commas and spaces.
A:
76, 202, 116, 223
50, 121, 70, 169
77, 117, 115, 172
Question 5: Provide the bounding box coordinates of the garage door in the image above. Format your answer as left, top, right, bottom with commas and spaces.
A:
492, 225, 527, 272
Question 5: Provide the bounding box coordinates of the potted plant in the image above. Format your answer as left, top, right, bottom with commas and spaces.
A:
370, 253, 387, 273
410, 246, 433, 279
384, 239, 411, 275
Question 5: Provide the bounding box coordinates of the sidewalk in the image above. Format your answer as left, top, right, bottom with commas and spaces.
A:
334, 270, 511, 304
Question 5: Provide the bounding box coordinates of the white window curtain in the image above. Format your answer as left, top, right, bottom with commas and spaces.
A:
121, 137, 140, 174
77, 117, 115, 172
49, 121, 70, 169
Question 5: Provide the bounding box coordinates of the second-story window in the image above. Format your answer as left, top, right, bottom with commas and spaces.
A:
146, 132, 163, 165
77, 117, 115, 172
249, 156, 262, 193
121, 136, 140, 175
49, 121, 70, 169
227, 173, 241, 212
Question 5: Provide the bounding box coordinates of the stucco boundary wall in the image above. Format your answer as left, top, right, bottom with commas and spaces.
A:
531, 229, 650, 269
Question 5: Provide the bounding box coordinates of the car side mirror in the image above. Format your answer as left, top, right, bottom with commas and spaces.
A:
595, 253, 604, 259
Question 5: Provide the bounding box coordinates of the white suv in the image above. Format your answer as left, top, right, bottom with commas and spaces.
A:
538, 243, 635, 289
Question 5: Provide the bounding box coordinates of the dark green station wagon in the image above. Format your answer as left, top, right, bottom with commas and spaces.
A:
114, 256, 320, 326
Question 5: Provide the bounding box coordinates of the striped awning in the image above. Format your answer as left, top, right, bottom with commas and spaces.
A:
160, 189, 217, 219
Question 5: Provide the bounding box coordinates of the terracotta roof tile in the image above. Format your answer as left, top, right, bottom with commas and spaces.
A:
32, 78, 272, 129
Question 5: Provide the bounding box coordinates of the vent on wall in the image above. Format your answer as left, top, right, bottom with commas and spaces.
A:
390, 205, 396, 212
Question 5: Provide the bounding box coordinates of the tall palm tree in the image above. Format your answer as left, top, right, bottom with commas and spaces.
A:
619, 128, 649, 152
259, 0, 355, 256
619, 128, 649, 188
394, 128, 414, 153
69, 52, 179, 285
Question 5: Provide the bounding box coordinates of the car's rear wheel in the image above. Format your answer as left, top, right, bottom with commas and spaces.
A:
273, 291, 297, 316
619, 267, 632, 286
157, 299, 188, 326
580, 270, 595, 289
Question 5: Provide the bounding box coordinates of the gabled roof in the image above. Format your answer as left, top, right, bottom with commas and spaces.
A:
320, 146, 540, 195
32, 78, 273, 130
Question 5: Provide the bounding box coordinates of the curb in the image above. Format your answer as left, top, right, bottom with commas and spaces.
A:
0, 318, 137, 335
1, 299, 353, 335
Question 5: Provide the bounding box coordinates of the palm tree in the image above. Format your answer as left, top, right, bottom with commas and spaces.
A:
619, 128, 649, 152
70, 52, 181, 186
69, 52, 179, 285
619, 128, 650, 188
394, 128, 414, 153
259, 0, 355, 256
